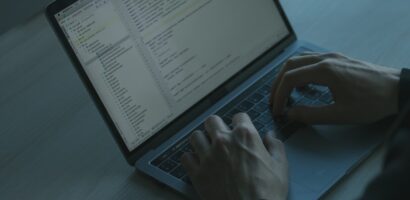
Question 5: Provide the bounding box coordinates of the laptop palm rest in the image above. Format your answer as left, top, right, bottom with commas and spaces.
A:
285, 122, 389, 200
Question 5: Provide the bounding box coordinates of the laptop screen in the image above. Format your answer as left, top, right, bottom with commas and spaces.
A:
55, 0, 289, 151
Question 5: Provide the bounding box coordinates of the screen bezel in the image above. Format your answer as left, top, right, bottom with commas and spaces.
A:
46, 0, 297, 165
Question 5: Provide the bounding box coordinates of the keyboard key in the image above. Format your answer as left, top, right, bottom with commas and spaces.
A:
262, 96, 271, 104
152, 147, 179, 167
253, 103, 268, 113
171, 151, 185, 163
222, 116, 231, 124
159, 159, 177, 173
171, 165, 187, 179
226, 108, 241, 118
266, 71, 278, 82
174, 138, 188, 151
237, 101, 253, 112
259, 127, 269, 136
196, 124, 205, 132
265, 122, 278, 132
304, 90, 321, 100
253, 121, 265, 131
290, 90, 303, 101
248, 109, 261, 119
297, 97, 314, 106
248, 93, 264, 104
314, 85, 329, 93
319, 92, 333, 104
301, 85, 322, 99
258, 85, 271, 96
182, 144, 193, 152
311, 100, 326, 106
257, 112, 273, 124
260, 122, 279, 135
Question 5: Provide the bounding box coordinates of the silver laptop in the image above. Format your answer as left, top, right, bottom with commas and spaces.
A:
46, 0, 388, 199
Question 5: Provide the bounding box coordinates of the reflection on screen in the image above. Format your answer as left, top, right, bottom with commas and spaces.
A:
56, 0, 289, 151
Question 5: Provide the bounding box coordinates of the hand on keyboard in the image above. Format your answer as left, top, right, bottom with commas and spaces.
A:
270, 52, 400, 124
181, 113, 288, 200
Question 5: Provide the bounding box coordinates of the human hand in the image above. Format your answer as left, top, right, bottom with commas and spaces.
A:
181, 113, 288, 200
270, 52, 400, 124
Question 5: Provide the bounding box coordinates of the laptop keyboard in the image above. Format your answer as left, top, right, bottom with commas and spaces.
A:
150, 51, 334, 185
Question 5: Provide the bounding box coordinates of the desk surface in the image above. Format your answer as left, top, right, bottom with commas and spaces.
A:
1, 0, 409, 199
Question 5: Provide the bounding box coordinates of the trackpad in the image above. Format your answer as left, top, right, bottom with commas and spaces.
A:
284, 124, 387, 199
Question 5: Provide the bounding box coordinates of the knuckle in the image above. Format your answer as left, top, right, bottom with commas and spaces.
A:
281, 70, 298, 86
324, 52, 343, 58
317, 60, 333, 71
327, 52, 340, 57
285, 57, 297, 66
189, 131, 199, 144
214, 135, 229, 148
233, 112, 248, 119
332, 52, 345, 58
282, 71, 295, 82
205, 115, 217, 123
234, 125, 256, 139
235, 124, 251, 133
319, 58, 333, 65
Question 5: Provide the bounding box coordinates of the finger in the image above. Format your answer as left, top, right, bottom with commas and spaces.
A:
231, 113, 256, 130
190, 130, 211, 161
287, 104, 341, 124
263, 133, 286, 161
299, 51, 320, 56
270, 55, 323, 105
272, 63, 332, 116
181, 152, 199, 176
320, 52, 346, 59
212, 135, 230, 161
263, 132, 276, 155
231, 113, 261, 146
286, 54, 323, 67
204, 115, 230, 142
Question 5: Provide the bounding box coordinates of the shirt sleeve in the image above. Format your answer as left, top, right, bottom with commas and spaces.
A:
359, 68, 410, 200
359, 127, 410, 200
399, 68, 410, 110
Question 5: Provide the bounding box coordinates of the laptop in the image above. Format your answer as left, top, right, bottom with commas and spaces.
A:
46, 0, 389, 199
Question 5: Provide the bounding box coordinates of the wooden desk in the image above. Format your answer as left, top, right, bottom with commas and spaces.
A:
1, 0, 409, 199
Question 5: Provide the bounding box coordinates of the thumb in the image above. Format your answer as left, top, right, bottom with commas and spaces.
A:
263, 132, 276, 156
287, 104, 339, 124
263, 132, 286, 161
